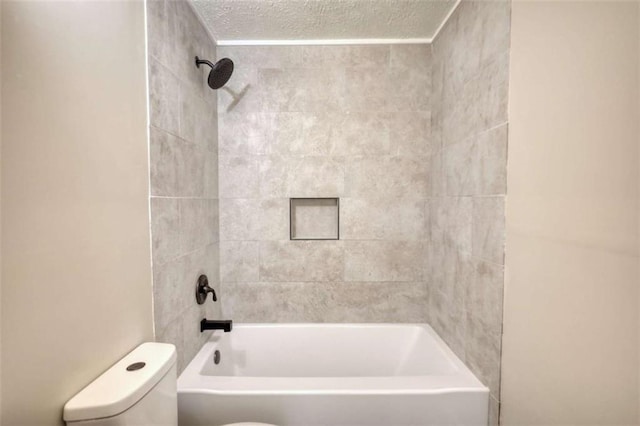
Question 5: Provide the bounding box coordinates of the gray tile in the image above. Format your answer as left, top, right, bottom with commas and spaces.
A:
181, 303, 209, 372
219, 198, 260, 241
259, 241, 345, 282
302, 45, 390, 69
258, 198, 290, 241
219, 155, 260, 198
203, 150, 218, 199
389, 111, 432, 157
150, 127, 182, 197
156, 319, 184, 372
477, 52, 509, 131
221, 281, 332, 322
150, 197, 180, 265
465, 315, 502, 397
152, 255, 188, 331
322, 282, 428, 323
428, 150, 445, 196
478, 0, 511, 65
345, 156, 429, 199
259, 155, 345, 197
148, 0, 220, 376
180, 88, 217, 150
328, 112, 391, 156
220, 241, 260, 282
390, 44, 431, 72
149, 59, 180, 135
222, 45, 304, 69
466, 260, 504, 333
221, 281, 427, 323
444, 138, 476, 196
344, 241, 425, 282
431, 197, 472, 254
476, 124, 508, 196
488, 396, 500, 426
179, 198, 217, 253
258, 67, 344, 113
472, 197, 505, 264
340, 198, 426, 241
272, 113, 330, 156
146, 0, 171, 66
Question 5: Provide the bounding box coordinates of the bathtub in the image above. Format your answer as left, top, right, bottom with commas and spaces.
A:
177, 324, 488, 426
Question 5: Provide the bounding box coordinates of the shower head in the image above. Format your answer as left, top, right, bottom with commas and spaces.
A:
195, 56, 234, 90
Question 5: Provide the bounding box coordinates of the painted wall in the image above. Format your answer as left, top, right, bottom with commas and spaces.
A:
427, 2, 510, 422
0, 1, 153, 425
501, 2, 639, 424
146, 0, 221, 372
217, 44, 431, 322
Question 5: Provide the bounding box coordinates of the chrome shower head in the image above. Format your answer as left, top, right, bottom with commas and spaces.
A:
195, 56, 234, 90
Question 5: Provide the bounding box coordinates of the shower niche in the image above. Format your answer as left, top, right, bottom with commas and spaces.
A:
290, 198, 339, 240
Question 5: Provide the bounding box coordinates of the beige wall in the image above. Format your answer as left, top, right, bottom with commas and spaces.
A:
501, 2, 639, 424
1, 1, 153, 425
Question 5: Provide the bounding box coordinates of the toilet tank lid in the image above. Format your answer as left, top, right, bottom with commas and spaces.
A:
63, 342, 176, 422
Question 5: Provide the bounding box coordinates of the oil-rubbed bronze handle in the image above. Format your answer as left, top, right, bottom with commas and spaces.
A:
195, 274, 217, 304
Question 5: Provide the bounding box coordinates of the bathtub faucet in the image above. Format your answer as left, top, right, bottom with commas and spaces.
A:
200, 319, 232, 333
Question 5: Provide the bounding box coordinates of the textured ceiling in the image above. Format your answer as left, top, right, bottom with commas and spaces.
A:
191, 0, 458, 44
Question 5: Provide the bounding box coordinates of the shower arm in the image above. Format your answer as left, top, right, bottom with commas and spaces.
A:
195, 56, 215, 69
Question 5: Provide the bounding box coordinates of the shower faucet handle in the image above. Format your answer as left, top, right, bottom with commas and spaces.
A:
195, 274, 217, 304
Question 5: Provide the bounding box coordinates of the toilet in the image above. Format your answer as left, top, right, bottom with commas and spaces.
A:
63, 342, 277, 426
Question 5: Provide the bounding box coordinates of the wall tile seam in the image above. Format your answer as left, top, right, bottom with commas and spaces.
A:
149, 116, 219, 152
150, 123, 219, 151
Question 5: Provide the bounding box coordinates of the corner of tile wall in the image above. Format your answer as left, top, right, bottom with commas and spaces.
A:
428, 0, 511, 411
147, 0, 220, 373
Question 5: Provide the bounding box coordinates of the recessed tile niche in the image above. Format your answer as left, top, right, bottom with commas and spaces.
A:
290, 198, 339, 240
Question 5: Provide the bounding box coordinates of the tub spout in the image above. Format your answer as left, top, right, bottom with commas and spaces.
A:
200, 319, 232, 333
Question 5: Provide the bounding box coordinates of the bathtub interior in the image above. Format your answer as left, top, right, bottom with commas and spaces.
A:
198, 324, 460, 378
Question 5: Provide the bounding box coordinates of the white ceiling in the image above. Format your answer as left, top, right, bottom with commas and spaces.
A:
191, 0, 459, 45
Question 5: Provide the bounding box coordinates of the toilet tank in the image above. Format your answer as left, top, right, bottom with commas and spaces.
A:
64, 342, 177, 426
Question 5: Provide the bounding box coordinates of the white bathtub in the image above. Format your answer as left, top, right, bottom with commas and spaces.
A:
177, 324, 488, 426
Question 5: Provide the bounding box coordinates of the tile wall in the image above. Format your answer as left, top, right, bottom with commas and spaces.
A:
428, 1, 510, 423
147, 0, 220, 372
216, 45, 432, 322
145, 1, 510, 417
